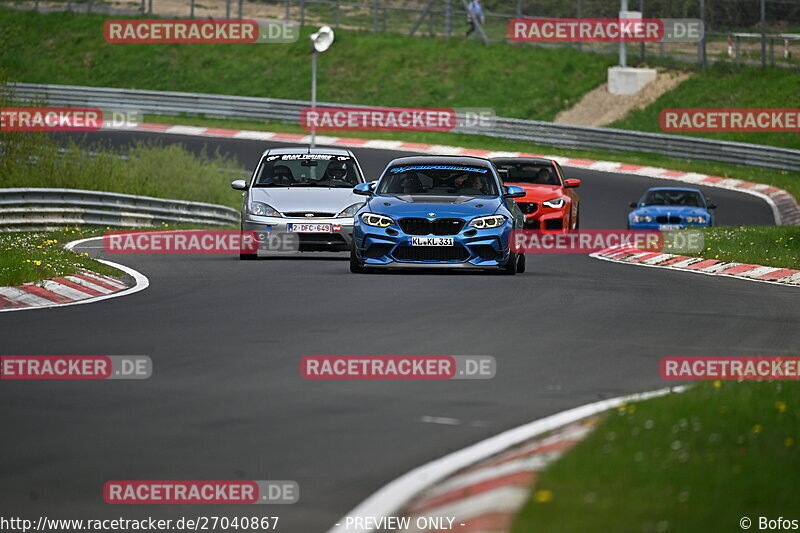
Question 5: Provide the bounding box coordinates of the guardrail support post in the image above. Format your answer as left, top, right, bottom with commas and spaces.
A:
373, 0, 378, 32
190, 0, 195, 18
238, 0, 243, 19
444, 0, 451, 39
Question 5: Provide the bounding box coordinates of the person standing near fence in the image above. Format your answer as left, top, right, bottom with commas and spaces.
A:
466, 0, 485, 37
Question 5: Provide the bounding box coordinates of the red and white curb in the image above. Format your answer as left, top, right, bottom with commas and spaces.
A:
326, 386, 686, 533
110, 123, 800, 227
393, 420, 597, 533
0, 236, 149, 313
591, 246, 800, 287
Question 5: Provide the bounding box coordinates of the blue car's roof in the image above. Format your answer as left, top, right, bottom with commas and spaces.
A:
384, 155, 493, 169
644, 186, 703, 194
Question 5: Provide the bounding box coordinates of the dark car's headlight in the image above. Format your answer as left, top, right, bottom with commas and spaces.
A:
469, 215, 507, 229
542, 197, 566, 209
684, 216, 707, 224
249, 202, 281, 217
631, 215, 653, 223
360, 213, 394, 227
336, 203, 365, 218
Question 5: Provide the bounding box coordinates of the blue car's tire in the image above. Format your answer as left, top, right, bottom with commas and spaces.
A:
500, 252, 518, 275
350, 243, 368, 273
517, 253, 526, 273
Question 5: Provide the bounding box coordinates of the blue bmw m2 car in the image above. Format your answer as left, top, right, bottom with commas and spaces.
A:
628, 187, 716, 230
349, 156, 527, 274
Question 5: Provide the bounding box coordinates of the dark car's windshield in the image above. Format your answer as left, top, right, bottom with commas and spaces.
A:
253, 154, 363, 188
640, 189, 705, 207
376, 165, 499, 196
494, 162, 561, 186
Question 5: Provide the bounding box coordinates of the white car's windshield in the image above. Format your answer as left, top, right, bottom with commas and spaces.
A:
254, 154, 363, 188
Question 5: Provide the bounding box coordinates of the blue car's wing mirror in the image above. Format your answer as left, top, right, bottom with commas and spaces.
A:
354, 182, 376, 196
503, 185, 526, 199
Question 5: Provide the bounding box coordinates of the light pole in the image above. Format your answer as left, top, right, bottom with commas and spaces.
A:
309, 26, 334, 148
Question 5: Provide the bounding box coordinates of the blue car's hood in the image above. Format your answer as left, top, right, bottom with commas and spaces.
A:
365, 194, 503, 218
632, 205, 709, 217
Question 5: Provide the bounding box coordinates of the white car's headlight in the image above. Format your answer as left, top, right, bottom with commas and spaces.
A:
361, 213, 393, 227
684, 216, 707, 224
468, 215, 507, 229
249, 202, 281, 217
632, 215, 653, 223
542, 197, 566, 209
336, 203, 365, 218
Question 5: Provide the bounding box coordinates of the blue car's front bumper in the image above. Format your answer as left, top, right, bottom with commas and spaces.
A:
353, 220, 514, 269
628, 221, 712, 230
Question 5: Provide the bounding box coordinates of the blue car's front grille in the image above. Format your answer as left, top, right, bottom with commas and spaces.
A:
656, 216, 682, 223
393, 245, 469, 262
399, 218, 464, 235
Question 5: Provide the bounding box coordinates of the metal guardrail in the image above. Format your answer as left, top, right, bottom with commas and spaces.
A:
9, 82, 800, 172
0, 188, 240, 231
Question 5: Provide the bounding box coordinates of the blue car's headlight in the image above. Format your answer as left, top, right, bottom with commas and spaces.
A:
469, 215, 507, 229
684, 216, 707, 224
250, 202, 281, 217
336, 203, 365, 218
542, 197, 566, 209
631, 215, 653, 223
361, 213, 394, 227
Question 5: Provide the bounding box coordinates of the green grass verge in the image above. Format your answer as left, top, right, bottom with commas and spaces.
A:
142, 113, 800, 204
611, 63, 800, 151
0, 133, 244, 209
0, 224, 237, 286
695, 226, 800, 269
0, 228, 122, 286
0, 8, 613, 121
512, 380, 800, 533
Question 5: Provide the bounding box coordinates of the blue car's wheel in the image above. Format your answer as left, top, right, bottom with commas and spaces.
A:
350, 242, 368, 273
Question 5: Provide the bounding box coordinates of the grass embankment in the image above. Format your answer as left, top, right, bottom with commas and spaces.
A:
0, 134, 243, 208
512, 380, 800, 533
0, 8, 612, 121
3, 8, 800, 151
612, 63, 800, 151
0, 228, 121, 286
696, 226, 799, 269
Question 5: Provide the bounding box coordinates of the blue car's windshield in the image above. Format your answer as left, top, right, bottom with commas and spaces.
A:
377, 165, 499, 196
640, 190, 705, 207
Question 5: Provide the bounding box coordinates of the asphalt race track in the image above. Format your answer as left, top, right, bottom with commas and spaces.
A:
1, 132, 795, 533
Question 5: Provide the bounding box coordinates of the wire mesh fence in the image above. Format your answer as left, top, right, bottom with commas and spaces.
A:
5, 0, 800, 68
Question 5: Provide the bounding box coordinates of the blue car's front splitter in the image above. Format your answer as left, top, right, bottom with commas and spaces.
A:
354, 227, 513, 269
